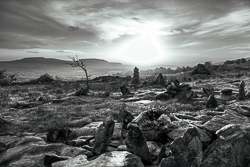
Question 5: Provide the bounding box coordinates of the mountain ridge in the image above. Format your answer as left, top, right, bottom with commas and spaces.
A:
0, 57, 129, 70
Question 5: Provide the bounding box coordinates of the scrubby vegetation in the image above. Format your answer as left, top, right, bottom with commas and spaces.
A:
1, 57, 250, 166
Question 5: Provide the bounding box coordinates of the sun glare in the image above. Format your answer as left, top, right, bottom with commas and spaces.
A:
113, 21, 168, 66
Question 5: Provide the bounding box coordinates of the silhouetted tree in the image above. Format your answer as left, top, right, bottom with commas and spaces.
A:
68, 55, 90, 91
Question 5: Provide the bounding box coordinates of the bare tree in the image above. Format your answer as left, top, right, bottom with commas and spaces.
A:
68, 55, 90, 91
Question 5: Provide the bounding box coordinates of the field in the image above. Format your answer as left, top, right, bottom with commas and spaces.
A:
1, 72, 250, 167
1, 74, 249, 134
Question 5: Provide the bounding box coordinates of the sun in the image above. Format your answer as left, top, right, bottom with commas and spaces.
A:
112, 22, 168, 66
114, 36, 166, 66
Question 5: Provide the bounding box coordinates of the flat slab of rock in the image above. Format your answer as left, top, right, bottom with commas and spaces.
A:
0, 136, 91, 167
70, 122, 103, 138
202, 109, 250, 133
52, 151, 144, 167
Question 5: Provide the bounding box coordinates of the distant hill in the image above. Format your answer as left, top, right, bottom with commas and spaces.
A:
0, 57, 132, 81
0, 57, 130, 70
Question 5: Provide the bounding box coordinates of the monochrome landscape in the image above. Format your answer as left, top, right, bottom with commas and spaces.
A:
1, 0, 250, 167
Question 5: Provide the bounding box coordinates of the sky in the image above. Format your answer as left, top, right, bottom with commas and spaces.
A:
0, 0, 250, 67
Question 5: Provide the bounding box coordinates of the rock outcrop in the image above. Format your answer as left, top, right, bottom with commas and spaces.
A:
51, 151, 144, 167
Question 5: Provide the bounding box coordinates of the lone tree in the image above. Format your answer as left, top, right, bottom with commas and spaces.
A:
131, 67, 140, 89
68, 55, 90, 91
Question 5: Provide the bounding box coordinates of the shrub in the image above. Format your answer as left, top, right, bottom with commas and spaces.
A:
37, 73, 55, 83
0, 69, 16, 86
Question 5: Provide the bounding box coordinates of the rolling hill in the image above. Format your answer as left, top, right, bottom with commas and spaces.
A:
0, 57, 132, 81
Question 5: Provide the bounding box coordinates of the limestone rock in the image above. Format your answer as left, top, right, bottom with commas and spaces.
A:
153, 73, 165, 86
47, 128, 72, 143
221, 89, 233, 95
202, 109, 250, 133
44, 154, 69, 167
146, 141, 162, 161
120, 85, 132, 96
0, 135, 92, 167
155, 93, 171, 100
74, 87, 88, 96
168, 127, 203, 167
238, 80, 246, 100
215, 124, 243, 140
52, 151, 144, 167
206, 95, 218, 108
91, 116, 115, 155
70, 122, 102, 138
200, 130, 250, 167
159, 156, 177, 167
125, 124, 152, 164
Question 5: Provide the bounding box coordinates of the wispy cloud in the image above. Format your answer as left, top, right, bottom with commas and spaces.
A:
0, 0, 250, 65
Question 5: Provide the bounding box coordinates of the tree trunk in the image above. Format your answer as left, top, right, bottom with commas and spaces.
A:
82, 68, 89, 90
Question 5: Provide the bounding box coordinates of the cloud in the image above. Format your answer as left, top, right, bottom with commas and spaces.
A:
67, 26, 79, 31
56, 50, 73, 53
27, 51, 39, 53
179, 42, 199, 48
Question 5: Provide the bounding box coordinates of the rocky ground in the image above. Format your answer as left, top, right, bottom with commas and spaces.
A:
1, 77, 250, 167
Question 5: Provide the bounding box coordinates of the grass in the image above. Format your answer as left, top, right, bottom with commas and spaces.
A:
0, 75, 249, 135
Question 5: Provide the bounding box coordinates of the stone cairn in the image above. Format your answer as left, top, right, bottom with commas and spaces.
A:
239, 80, 246, 100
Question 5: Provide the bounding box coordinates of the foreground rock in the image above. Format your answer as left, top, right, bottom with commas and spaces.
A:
202, 109, 250, 133
52, 151, 144, 167
91, 116, 115, 155
200, 129, 250, 167
0, 136, 91, 167
118, 107, 134, 139
160, 127, 203, 167
125, 124, 152, 164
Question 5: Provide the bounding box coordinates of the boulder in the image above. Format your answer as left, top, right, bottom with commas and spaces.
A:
146, 141, 162, 161
206, 95, 218, 108
155, 93, 171, 100
167, 127, 203, 167
74, 87, 88, 96
44, 154, 69, 167
153, 73, 165, 86
220, 89, 233, 101
159, 156, 177, 167
173, 79, 180, 87
47, 128, 72, 143
70, 122, 102, 138
234, 105, 250, 117
125, 124, 152, 164
221, 89, 233, 96
238, 80, 246, 100
0, 136, 90, 167
51, 151, 144, 167
202, 109, 250, 133
120, 85, 131, 96
91, 116, 115, 155
118, 107, 134, 138
200, 130, 250, 167
215, 124, 243, 140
